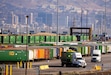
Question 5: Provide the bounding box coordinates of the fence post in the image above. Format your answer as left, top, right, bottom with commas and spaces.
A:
36, 66, 40, 75
101, 64, 103, 71
59, 71, 62, 75
5, 65, 8, 75
10, 65, 12, 75
17, 62, 19, 69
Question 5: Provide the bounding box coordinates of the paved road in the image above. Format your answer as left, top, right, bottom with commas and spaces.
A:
32, 53, 111, 74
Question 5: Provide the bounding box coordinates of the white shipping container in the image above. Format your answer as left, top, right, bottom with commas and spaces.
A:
28, 50, 34, 60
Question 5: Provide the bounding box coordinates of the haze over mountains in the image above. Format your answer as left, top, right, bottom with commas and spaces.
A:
0, 0, 111, 34
1, 0, 111, 13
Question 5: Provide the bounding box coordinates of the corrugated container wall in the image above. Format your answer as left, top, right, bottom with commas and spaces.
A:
67, 35, 72, 42
46, 36, 51, 42
35, 36, 39, 43
51, 36, 55, 42
29, 50, 34, 60
29, 36, 35, 44
10, 36, 16, 44
60, 36, 65, 42
39, 36, 45, 42
23, 36, 29, 44
49, 48, 53, 59
16, 36, 22, 44
3, 36, 9, 44
0, 50, 29, 62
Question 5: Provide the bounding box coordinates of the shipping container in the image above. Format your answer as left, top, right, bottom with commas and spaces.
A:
64, 36, 68, 42
67, 35, 72, 42
44, 49, 50, 59
23, 36, 29, 44
84, 46, 88, 56
81, 47, 85, 56
0, 36, 2, 43
59, 47, 63, 57
107, 45, 111, 53
39, 36, 45, 42
46, 36, 51, 42
77, 47, 82, 53
60, 35, 65, 42
29, 50, 34, 60
88, 46, 91, 56
0, 50, 33, 62
51, 36, 55, 42
72, 35, 77, 41
49, 48, 53, 59
51, 48, 56, 58
3, 35, 9, 44
80, 35, 84, 41
29, 36, 35, 44
10, 35, 16, 44
16, 35, 22, 44
35, 36, 40, 43
34, 49, 45, 59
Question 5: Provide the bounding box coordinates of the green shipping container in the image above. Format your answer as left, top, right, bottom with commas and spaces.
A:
64, 36, 68, 42
49, 48, 53, 59
60, 36, 65, 42
35, 36, 39, 43
51, 36, 55, 42
29, 36, 35, 44
67, 36, 72, 42
77, 47, 82, 53
0, 50, 29, 61
80, 35, 84, 41
10, 36, 16, 44
39, 36, 45, 42
72, 35, 77, 41
3, 36, 9, 44
46, 36, 51, 42
0, 36, 1, 43
16, 36, 22, 44
23, 36, 29, 44
81, 47, 85, 55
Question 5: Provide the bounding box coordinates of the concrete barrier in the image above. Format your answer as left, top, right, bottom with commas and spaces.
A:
40, 65, 49, 70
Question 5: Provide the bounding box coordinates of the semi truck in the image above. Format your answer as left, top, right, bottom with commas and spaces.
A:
91, 50, 101, 62
61, 51, 87, 68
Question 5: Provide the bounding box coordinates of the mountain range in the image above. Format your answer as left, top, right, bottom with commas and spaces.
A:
1, 0, 111, 13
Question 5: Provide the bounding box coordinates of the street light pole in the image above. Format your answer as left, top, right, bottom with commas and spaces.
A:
81, 8, 83, 40
25, 15, 29, 75
104, 0, 107, 41
56, 0, 59, 45
86, 9, 88, 40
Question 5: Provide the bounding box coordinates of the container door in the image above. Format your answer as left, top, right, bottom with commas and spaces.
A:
3, 36, 9, 44
29, 36, 35, 44
16, 36, 22, 44
40, 36, 45, 42
46, 36, 51, 42
51, 36, 55, 42
10, 36, 16, 44
35, 36, 39, 43
49, 48, 53, 59
44, 49, 49, 59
